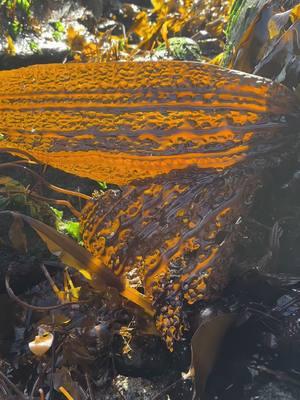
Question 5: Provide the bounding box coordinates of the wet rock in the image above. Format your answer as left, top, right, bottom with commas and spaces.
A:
97, 374, 192, 400
110, 376, 168, 400
153, 37, 202, 61
115, 336, 173, 378
250, 381, 300, 400
0, 294, 15, 355
0, 0, 106, 69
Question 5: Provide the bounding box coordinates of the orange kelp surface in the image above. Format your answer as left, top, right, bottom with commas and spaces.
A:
0, 61, 297, 184
0, 61, 299, 349
80, 166, 261, 349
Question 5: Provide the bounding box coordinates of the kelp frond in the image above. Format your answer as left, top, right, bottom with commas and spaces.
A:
0, 210, 154, 317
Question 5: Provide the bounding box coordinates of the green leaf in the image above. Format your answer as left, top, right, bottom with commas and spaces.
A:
97, 181, 107, 191
64, 221, 81, 242
11, 18, 22, 38
52, 31, 62, 41
0, 196, 10, 210
51, 21, 65, 41
50, 207, 81, 242
17, 0, 31, 14
29, 41, 41, 54
51, 21, 65, 33
51, 206, 63, 220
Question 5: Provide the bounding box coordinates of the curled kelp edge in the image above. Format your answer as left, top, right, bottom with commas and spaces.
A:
224, 1, 300, 91
183, 312, 237, 400
0, 210, 154, 316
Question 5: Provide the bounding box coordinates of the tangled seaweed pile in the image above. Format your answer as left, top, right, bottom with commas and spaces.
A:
1, 1, 300, 399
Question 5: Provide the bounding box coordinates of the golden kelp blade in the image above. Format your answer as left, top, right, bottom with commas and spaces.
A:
226, 1, 300, 87
0, 211, 154, 316
185, 312, 237, 399
80, 166, 255, 350
0, 61, 297, 185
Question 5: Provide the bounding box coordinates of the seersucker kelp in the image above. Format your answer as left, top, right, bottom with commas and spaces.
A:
0, 61, 299, 349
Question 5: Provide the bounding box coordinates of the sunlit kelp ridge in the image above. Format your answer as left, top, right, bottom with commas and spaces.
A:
0, 60, 298, 348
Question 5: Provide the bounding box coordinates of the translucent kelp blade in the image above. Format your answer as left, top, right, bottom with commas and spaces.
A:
0, 61, 298, 185
225, 1, 300, 89
0, 211, 154, 316
184, 312, 237, 399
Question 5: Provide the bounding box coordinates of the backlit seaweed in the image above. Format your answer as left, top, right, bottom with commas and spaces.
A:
0, 60, 298, 350
224, 1, 300, 90
66, 0, 232, 62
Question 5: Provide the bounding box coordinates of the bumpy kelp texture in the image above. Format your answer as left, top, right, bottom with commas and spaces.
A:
0, 61, 297, 184
0, 61, 299, 349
